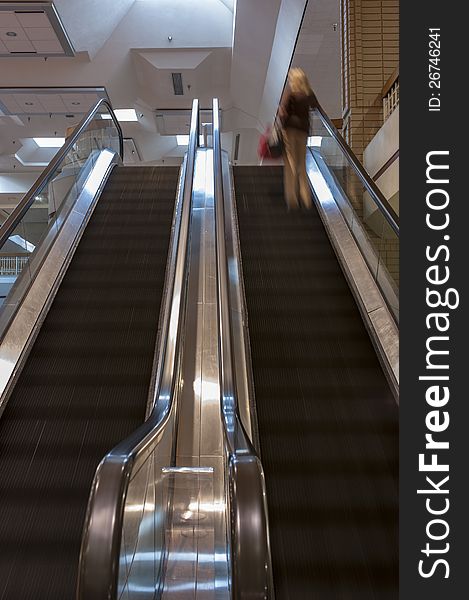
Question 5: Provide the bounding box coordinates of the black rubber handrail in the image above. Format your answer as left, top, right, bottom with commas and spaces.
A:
76, 99, 200, 600
213, 98, 274, 599
313, 103, 399, 236
0, 98, 123, 250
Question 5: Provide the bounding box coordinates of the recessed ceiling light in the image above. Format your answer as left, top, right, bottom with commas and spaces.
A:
33, 137, 65, 148
25, 102, 34, 106
6, 31, 17, 37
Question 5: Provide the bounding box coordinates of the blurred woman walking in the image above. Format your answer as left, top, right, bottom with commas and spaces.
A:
280, 68, 318, 209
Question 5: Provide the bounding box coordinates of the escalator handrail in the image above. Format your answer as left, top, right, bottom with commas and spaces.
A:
0, 98, 123, 249
213, 98, 274, 599
76, 99, 200, 599
312, 103, 399, 236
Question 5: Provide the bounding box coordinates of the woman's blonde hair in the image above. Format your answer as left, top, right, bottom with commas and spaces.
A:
288, 67, 312, 95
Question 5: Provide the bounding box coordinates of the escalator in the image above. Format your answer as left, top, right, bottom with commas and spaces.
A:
233, 158, 398, 596
0, 102, 180, 597
0, 95, 399, 599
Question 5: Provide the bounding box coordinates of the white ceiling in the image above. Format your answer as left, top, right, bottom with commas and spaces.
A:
0, 2, 74, 56
0, 0, 342, 189
0, 91, 102, 114
54, 0, 134, 58
0, 9, 62, 54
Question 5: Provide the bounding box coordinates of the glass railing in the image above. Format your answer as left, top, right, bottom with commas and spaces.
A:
309, 106, 399, 320
0, 99, 122, 328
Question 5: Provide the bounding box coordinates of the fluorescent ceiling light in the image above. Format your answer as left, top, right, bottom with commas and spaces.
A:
307, 136, 322, 147
101, 109, 139, 122
33, 137, 65, 148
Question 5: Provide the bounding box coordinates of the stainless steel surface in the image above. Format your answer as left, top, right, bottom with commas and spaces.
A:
165, 147, 230, 599
0, 149, 119, 412
0, 98, 123, 250
314, 104, 399, 236
77, 100, 200, 599
221, 152, 258, 450
311, 147, 399, 320
213, 98, 273, 599
305, 150, 399, 397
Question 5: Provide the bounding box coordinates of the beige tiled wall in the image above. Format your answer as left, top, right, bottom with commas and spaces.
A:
340, 0, 399, 159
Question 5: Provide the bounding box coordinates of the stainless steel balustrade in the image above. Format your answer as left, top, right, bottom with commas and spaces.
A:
308, 104, 399, 322
77, 99, 200, 599
78, 96, 271, 599
213, 98, 274, 599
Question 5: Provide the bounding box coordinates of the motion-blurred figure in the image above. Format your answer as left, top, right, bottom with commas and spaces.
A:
280, 68, 318, 209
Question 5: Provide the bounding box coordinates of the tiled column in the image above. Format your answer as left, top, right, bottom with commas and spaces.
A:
340, 0, 399, 159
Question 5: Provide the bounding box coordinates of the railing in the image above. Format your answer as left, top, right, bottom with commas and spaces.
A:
309, 104, 399, 320
77, 99, 200, 600
0, 98, 123, 329
213, 98, 273, 599
314, 103, 399, 236
382, 67, 399, 121
0, 99, 122, 251
0, 255, 29, 276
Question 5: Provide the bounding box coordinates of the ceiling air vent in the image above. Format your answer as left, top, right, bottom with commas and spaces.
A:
171, 73, 184, 96
234, 134, 240, 161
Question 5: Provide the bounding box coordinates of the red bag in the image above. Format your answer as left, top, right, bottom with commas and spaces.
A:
258, 128, 272, 159
258, 124, 284, 160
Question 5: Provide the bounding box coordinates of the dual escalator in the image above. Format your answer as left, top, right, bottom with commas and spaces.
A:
0, 97, 398, 599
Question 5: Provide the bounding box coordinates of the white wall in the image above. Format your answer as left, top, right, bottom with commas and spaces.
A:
230, 0, 282, 122
117, 0, 232, 49
55, 0, 135, 58
0, 173, 39, 194
0, 172, 40, 210
231, 128, 261, 165
230, 0, 307, 162
258, 0, 307, 126
364, 106, 399, 217
364, 106, 399, 179
292, 0, 342, 118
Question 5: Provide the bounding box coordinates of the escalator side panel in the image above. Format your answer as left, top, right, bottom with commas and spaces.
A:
234, 165, 398, 599
0, 166, 179, 599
